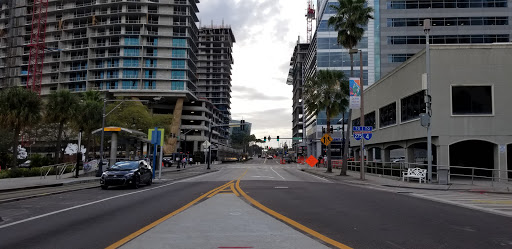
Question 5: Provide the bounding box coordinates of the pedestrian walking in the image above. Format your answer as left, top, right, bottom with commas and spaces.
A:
189, 157, 193, 165
182, 157, 187, 168
176, 157, 180, 169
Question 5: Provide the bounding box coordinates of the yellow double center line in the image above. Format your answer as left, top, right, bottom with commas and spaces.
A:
107, 169, 351, 249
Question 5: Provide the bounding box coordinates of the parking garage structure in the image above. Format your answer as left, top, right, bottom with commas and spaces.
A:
350, 43, 512, 182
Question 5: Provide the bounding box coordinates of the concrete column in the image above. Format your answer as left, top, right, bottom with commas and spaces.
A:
368, 148, 374, 161
316, 141, 322, 157
165, 98, 184, 154
496, 144, 508, 182
193, 141, 198, 154
381, 148, 391, 162
437, 145, 449, 166
109, 132, 118, 166
405, 146, 415, 164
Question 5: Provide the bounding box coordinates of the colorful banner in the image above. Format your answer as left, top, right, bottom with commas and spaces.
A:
349, 77, 361, 109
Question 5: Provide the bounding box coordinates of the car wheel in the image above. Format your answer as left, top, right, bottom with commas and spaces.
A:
101, 185, 108, 190
133, 176, 140, 189
147, 177, 152, 186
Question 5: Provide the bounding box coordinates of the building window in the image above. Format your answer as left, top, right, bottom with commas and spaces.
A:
171, 60, 186, 69
172, 49, 186, 58
364, 111, 376, 128
401, 90, 426, 122
452, 86, 493, 115
380, 102, 397, 128
124, 37, 139, 45
172, 38, 187, 47
171, 81, 185, 90
388, 34, 509, 45
387, 0, 507, 9
124, 48, 140, 56
171, 71, 186, 80
388, 54, 415, 63
352, 118, 360, 128
123, 58, 139, 67
387, 17, 508, 27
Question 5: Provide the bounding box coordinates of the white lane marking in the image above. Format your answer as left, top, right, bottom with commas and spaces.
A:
271, 167, 286, 180
251, 176, 275, 178
298, 169, 331, 182
0, 172, 215, 229
274, 186, 289, 189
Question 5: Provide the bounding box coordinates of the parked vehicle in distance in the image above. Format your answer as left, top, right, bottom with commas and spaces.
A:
19, 160, 31, 168
100, 160, 152, 189
162, 156, 173, 167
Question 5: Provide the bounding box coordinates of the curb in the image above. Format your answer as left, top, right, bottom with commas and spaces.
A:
302, 169, 512, 194
0, 169, 219, 204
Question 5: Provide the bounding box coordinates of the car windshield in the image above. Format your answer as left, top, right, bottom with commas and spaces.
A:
109, 161, 139, 171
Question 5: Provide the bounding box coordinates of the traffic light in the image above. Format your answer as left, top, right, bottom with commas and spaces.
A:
330, 126, 334, 133
268, 136, 271, 141
277, 136, 279, 141
264, 136, 267, 142
322, 127, 326, 133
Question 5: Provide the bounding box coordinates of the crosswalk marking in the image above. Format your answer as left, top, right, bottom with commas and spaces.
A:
410, 191, 512, 217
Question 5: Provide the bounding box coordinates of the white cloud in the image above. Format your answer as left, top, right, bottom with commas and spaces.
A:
199, 0, 307, 142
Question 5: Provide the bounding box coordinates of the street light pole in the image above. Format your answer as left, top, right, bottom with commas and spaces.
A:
96, 99, 107, 177
424, 19, 433, 182
359, 50, 365, 181
207, 120, 212, 170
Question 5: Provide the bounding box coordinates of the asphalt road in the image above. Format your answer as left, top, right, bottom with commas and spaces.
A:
0, 159, 511, 249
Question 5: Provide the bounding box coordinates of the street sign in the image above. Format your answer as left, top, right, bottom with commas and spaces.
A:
321, 133, 333, 146
363, 133, 372, 140
333, 137, 343, 142
202, 140, 211, 149
354, 133, 362, 141
306, 155, 318, 167
292, 137, 302, 140
353, 126, 373, 132
148, 128, 165, 146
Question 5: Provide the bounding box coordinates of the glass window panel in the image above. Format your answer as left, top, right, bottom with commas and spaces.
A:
380, 102, 397, 127
452, 86, 492, 115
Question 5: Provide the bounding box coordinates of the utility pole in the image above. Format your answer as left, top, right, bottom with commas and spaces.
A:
359, 50, 365, 180
424, 19, 433, 182
207, 120, 212, 170
96, 99, 107, 177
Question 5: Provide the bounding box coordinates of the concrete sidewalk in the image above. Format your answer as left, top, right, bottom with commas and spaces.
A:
0, 163, 210, 192
300, 164, 512, 194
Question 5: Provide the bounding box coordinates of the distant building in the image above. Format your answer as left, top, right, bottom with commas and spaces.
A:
230, 120, 252, 136
197, 25, 236, 143
287, 39, 309, 155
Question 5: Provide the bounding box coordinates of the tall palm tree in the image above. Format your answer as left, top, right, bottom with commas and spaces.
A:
304, 70, 349, 173
46, 90, 80, 163
0, 87, 42, 168
74, 91, 103, 159
328, 0, 373, 176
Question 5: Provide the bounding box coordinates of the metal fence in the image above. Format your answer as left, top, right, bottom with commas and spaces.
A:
40, 162, 76, 179
345, 161, 512, 186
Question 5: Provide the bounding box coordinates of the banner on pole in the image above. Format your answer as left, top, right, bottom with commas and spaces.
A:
349, 77, 361, 109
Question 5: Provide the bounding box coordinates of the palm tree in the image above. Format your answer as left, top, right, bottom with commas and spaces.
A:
0, 87, 42, 168
46, 90, 80, 163
304, 70, 349, 173
328, 0, 373, 176
74, 91, 103, 159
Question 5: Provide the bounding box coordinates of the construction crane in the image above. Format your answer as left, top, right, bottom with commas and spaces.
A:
305, 0, 316, 43
27, 0, 49, 95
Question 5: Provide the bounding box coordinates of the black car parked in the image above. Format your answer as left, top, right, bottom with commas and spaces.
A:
100, 161, 152, 189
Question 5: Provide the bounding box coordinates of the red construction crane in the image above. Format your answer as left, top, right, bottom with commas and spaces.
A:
27, 0, 49, 95
305, 0, 316, 43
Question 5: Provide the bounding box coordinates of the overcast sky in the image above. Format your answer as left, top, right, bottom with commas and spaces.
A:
198, 0, 308, 148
